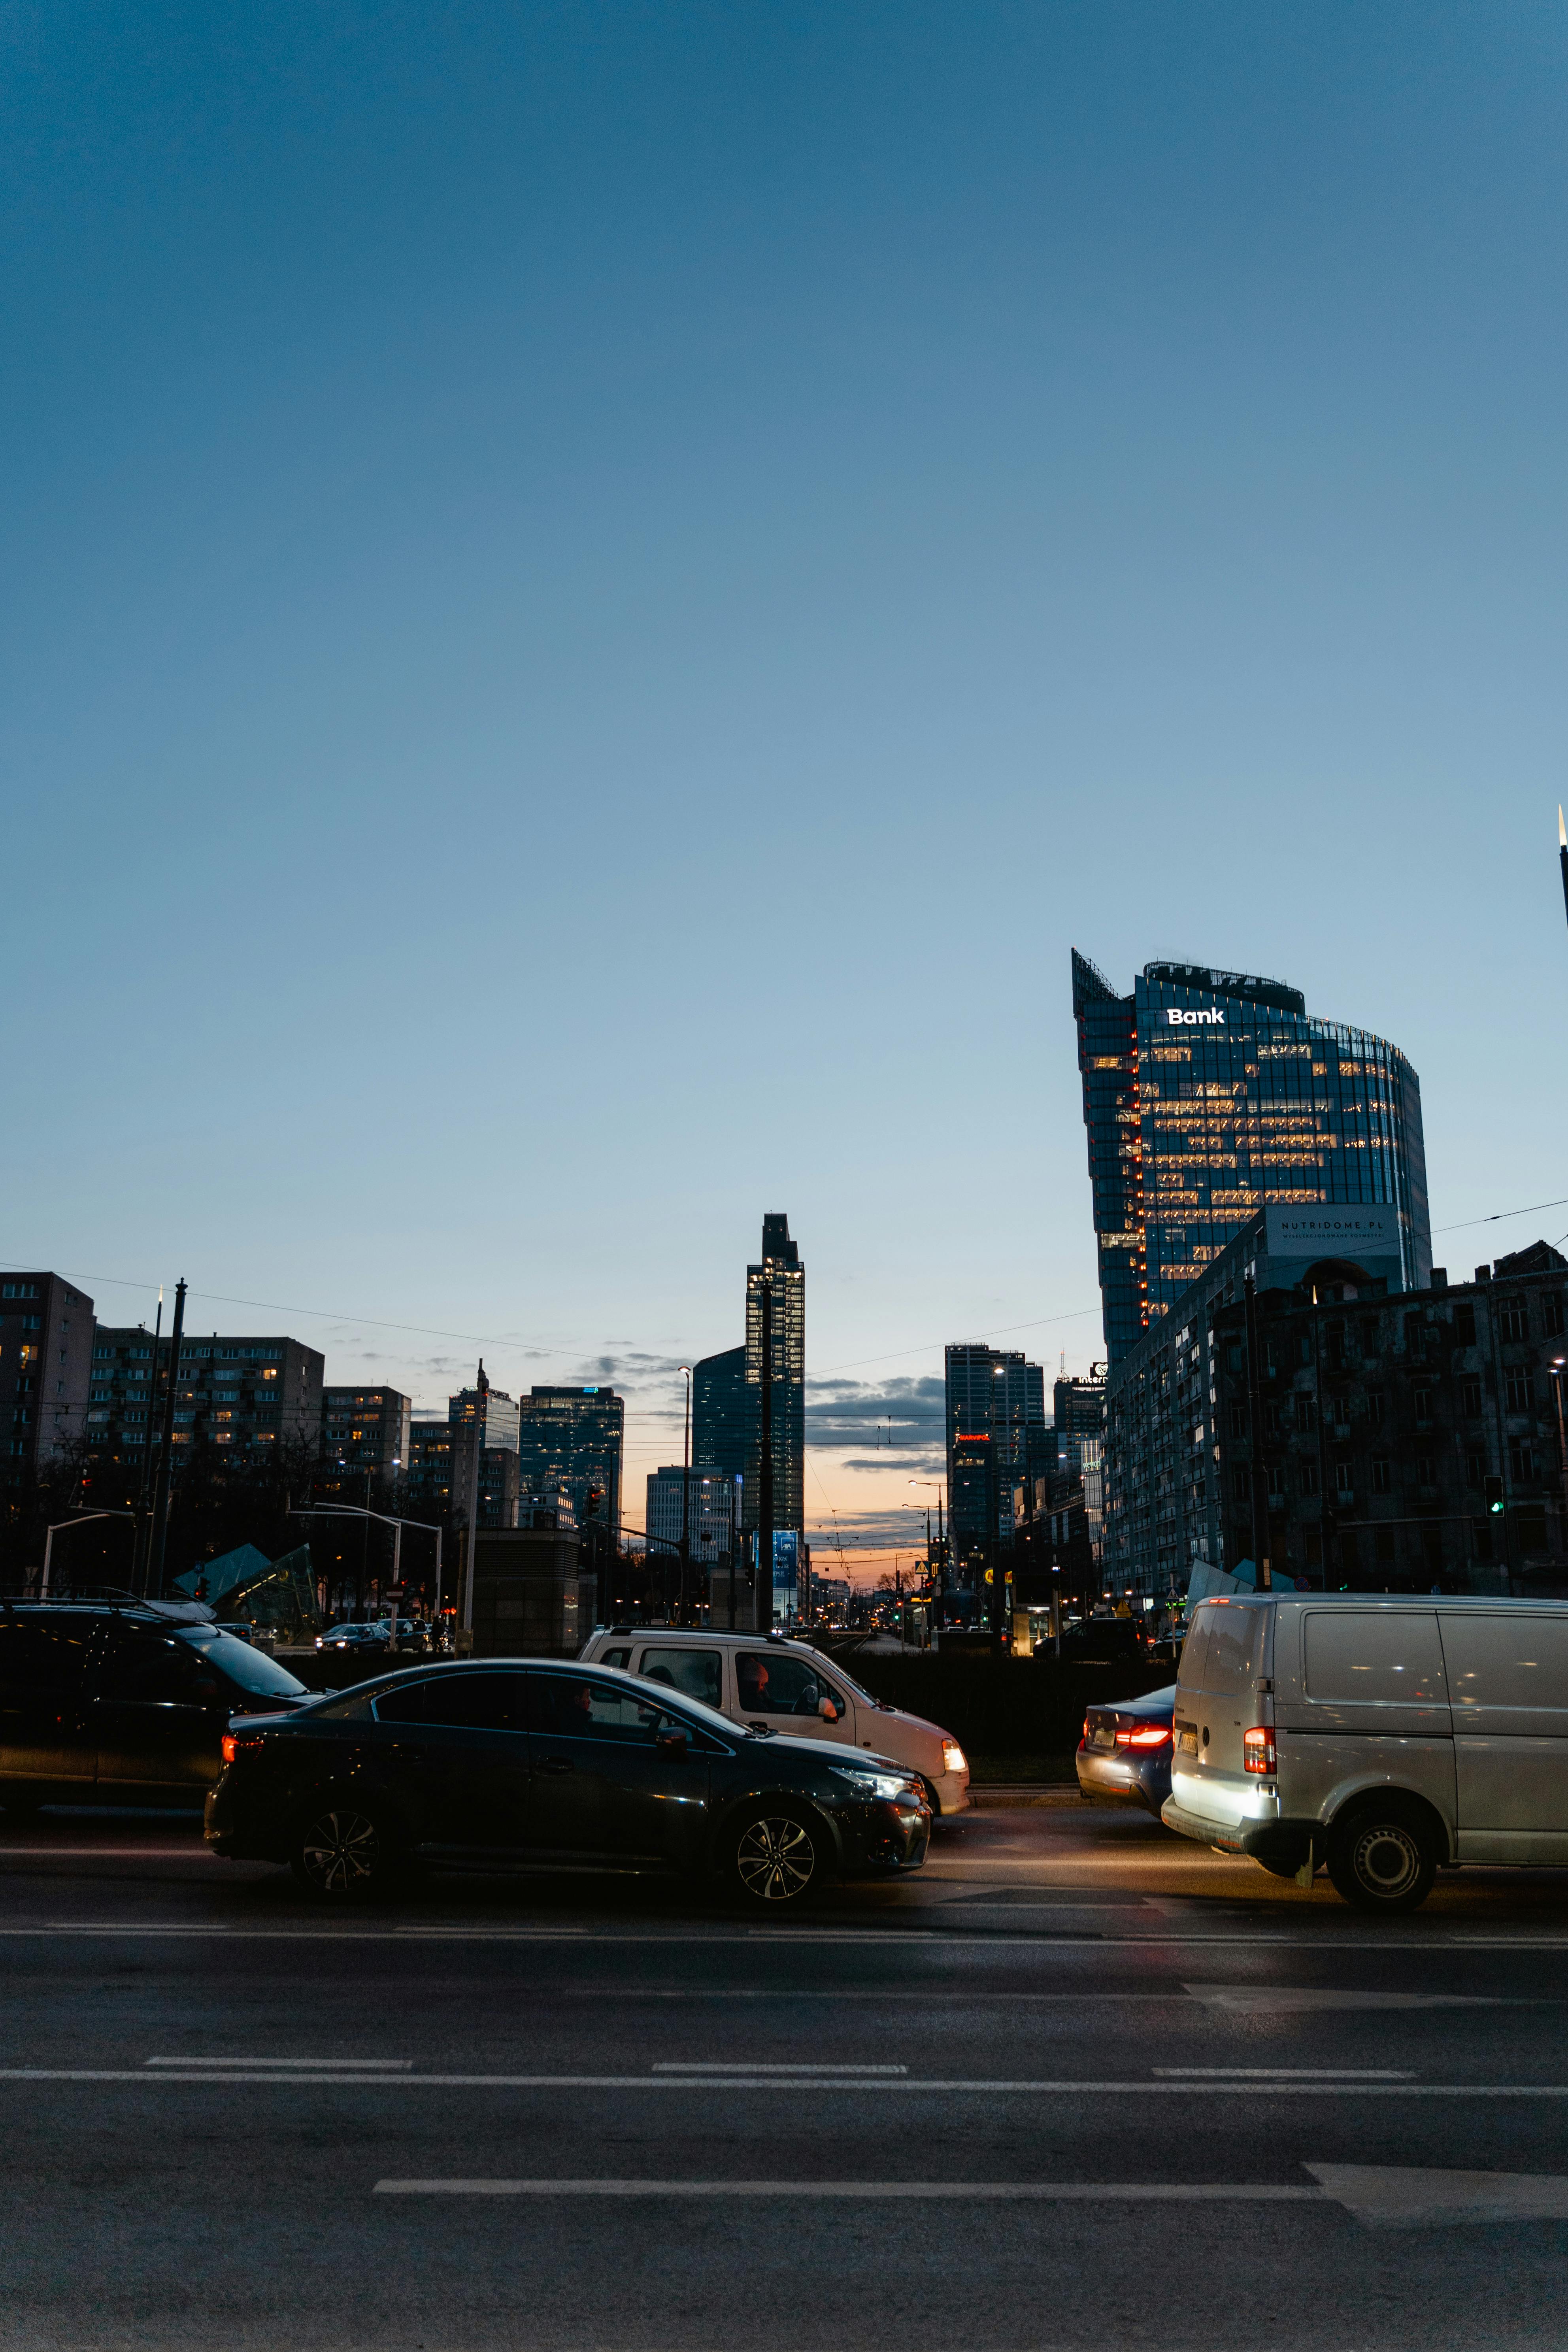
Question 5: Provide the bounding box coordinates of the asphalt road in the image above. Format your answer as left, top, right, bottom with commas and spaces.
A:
7, 1798, 1568, 2350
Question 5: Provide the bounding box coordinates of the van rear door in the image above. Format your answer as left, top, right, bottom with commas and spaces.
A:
1169, 1599, 1268, 1827
1439, 1612, 1568, 1863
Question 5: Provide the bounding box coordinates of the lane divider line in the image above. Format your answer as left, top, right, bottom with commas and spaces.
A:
372, 2178, 1328, 2201
0, 2072, 1563, 2096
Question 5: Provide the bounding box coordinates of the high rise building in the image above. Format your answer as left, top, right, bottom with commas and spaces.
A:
515, 1387, 625, 1537
1, 1274, 93, 1483
87, 1326, 323, 1462
645, 1465, 740, 1565
693, 1345, 749, 1482
449, 1381, 522, 1532
743, 1215, 805, 1539
948, 1429, 998, 1605
321, 1385, 412, 1482
1072, 952, 1431, 1369
944, 1345, 1046, 1542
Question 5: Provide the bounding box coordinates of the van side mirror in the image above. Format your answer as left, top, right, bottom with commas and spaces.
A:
818, 1697, 838, 1721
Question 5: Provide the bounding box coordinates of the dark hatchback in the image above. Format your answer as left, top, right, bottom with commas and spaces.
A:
1075, 1684, 1176, 1816
0, 1602, 310, 1810
206, 1659, 931, 1908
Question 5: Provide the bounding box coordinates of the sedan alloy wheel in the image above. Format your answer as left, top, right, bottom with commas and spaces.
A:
294, 1808, 383, 1899
733, 1811, 817, 1905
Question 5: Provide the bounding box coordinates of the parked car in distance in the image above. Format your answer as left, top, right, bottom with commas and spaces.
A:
1162, 1592, 1568, 1912
0, 1603, 310, 1810
206, 1658, 932, 1906
1076, 1685, 1175, 1815
575, 1627, 970, 1816
1047, 1616, 1149, 1664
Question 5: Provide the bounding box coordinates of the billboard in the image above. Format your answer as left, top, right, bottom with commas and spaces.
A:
772, 1530, 800, 1621
1264, 1204, 1402, 1270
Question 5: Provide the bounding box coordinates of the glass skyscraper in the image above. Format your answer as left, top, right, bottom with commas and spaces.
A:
744, 1213, 805, 1538
1073, 953, 1431, 1369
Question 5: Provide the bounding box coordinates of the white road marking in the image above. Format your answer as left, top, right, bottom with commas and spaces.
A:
6, 1924, 1568, 1950
0, 2071, 1564, 2096
376, 2165, 1568, 2222
144, 2057, 414, 2070
1307, 2164, 1568, 2225
1183, 1985, 1506, 2011
1155, 2068, 1413, 2080
373, 2178, 1328, 2201
651, 2063, 908, 2075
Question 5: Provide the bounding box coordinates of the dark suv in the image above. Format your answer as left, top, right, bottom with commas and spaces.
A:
206, 1658, 932, 1907
0, 1603, 309, 1810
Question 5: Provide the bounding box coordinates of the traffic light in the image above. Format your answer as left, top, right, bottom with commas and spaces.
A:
1485, 1475, 1505, 1516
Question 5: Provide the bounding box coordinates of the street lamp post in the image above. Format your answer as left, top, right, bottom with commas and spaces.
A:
1551, 1360, 1568, 1568
908, 1479, 945, 1648
40, 1510, 138, 1599
678, 1366, 692, 1627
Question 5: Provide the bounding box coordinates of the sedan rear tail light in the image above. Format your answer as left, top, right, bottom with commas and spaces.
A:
1114, 1723, 1172, 1749
221, 1734, 264, 1766
1243, 1725, 1277, 1775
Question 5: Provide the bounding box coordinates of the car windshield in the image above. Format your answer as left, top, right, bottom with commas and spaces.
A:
178, 1629, 307, 1698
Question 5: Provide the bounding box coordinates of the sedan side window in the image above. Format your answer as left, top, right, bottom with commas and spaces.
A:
374, 1672, 526, 1731
638, 1648, 721, 1709
531, 1675, 689, 1745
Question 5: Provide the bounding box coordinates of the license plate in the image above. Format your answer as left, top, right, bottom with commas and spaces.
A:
1177, 1729, 1198, 1756
1091, 1725, 1115, 1750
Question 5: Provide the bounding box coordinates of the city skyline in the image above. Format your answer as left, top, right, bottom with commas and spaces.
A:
6, 7, 1568, 1577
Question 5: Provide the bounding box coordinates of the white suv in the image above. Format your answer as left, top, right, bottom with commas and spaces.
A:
577, 1628, 971, 1817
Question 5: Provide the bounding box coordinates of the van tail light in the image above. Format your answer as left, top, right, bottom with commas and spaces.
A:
1243, 1725, 1277, 1775
1115, 1723, 1172, 1749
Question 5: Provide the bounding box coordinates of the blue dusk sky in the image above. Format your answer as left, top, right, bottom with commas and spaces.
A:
4, 4, 1566, 1572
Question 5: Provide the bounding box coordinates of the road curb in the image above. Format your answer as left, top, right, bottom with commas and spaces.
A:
966, 1784, 1082, 1809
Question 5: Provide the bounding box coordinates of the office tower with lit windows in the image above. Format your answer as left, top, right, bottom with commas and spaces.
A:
744, 1214, 805, 1540
693, 1345, 749, 1483
944, 1345, 1046, 1542
1072, 952, 1430, 1370
516, 1387, 625, 1537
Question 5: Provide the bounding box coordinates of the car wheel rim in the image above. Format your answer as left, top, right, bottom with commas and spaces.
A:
1352, 1822, 1421, 1899
736, 1816, 815, 1900
301, 1810, 379, 1895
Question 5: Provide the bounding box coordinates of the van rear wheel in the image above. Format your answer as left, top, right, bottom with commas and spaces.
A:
1326, 1804, 1437, 1914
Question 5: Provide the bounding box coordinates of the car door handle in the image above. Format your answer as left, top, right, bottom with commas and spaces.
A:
538, 1756, 574, 1774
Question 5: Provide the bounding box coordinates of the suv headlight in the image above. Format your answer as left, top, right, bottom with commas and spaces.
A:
942, 1739, 967, 1775
831, 1765, 915, 1802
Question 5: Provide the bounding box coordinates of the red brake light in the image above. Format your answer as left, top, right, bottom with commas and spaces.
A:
1082, 1716, 1092, 1742
222, 1733, 264, 1766
1243, 1725, 1277, 1775
1115, 1723, 1172, 1749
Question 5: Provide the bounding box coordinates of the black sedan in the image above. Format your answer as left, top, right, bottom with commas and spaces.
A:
206, 1658, 932, 1907
1075, 1684, 1176, 1816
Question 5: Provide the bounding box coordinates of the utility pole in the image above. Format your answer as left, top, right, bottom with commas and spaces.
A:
147, 1279, 187, 1600
1559, 806, 1568, 938
1243, 1274, 1272, 1590
460, 1360, 487, 1644
132, 1289, 162, 1595
679, 1365, 692, 1627
757, 1278, 773, 1634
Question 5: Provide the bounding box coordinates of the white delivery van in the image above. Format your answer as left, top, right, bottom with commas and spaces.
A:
577, 1628, 970, 1816
1161, 1592, 1568, 1912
